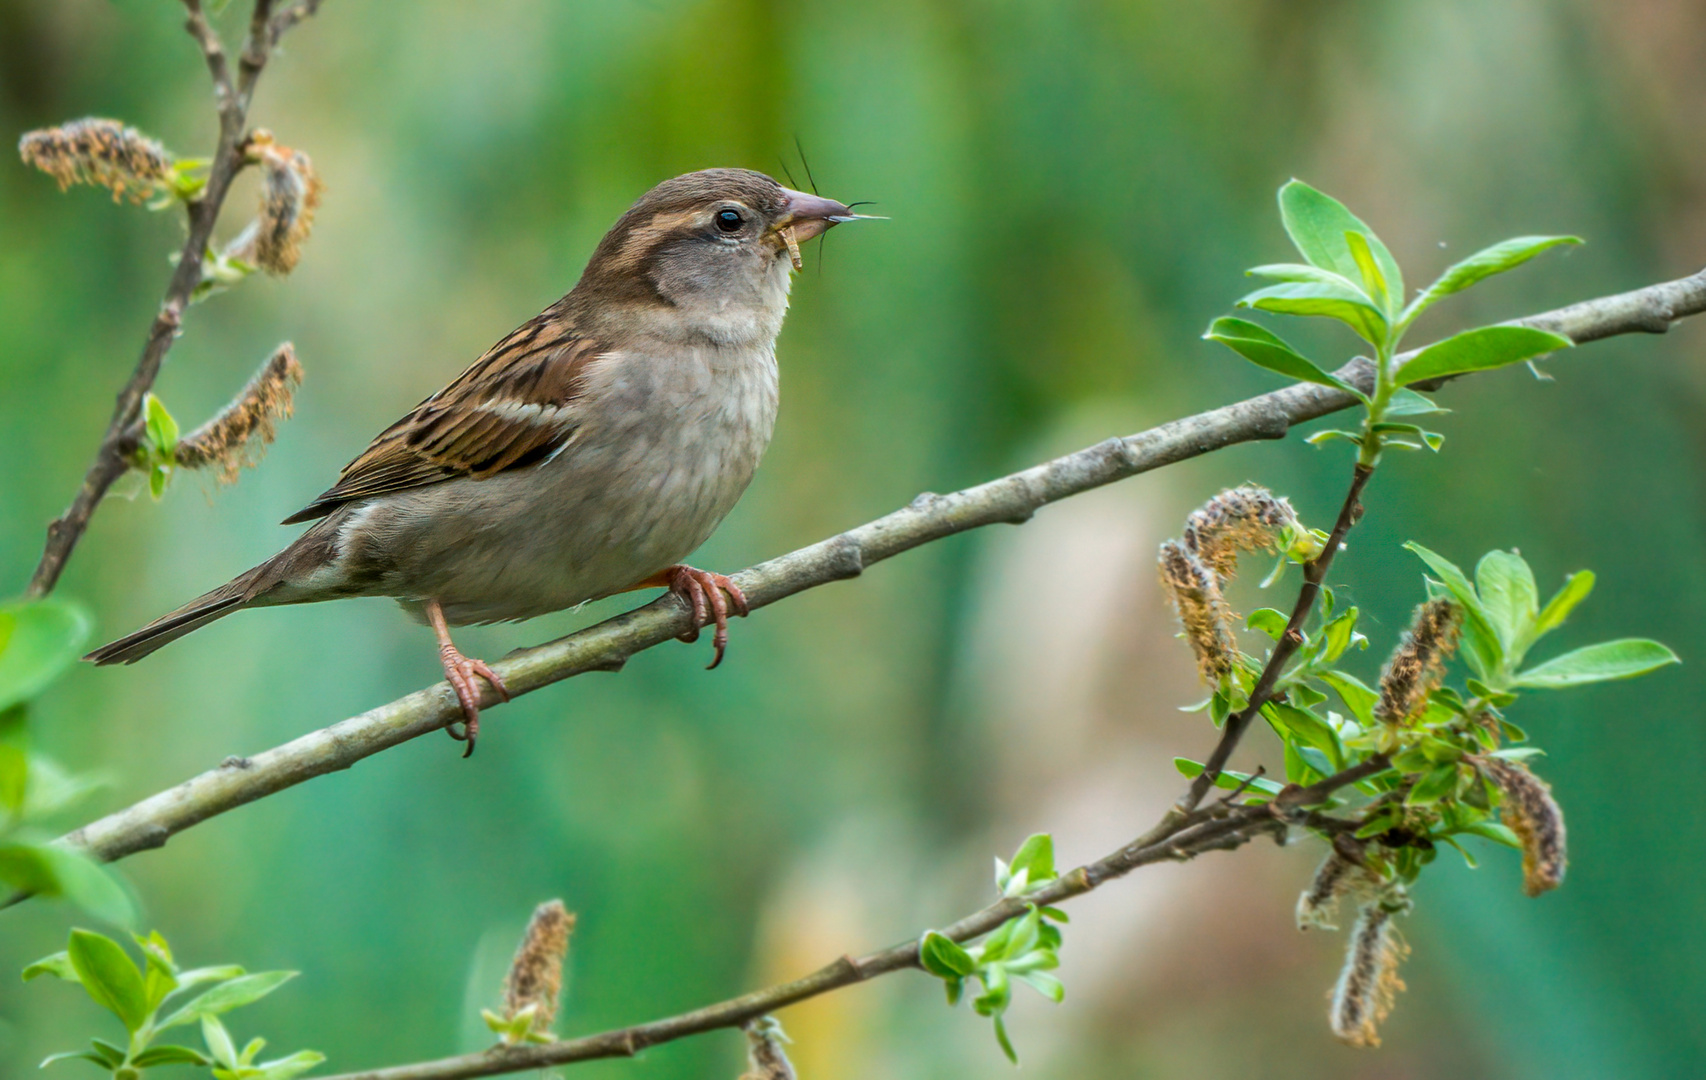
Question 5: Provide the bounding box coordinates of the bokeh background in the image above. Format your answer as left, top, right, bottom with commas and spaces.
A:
2, 1, 1704, 1077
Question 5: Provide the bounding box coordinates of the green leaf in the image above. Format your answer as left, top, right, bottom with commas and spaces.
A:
0, 705, 25, 817
1007, 834, 1055, 887
1406, 764, 1462, 806
144, 393, 180, 457
68, 928, 149, 1033
0, 844, 135, 927
1204, 317, 1367, 397
1406, 236, 1582, 323
1017, 970, 1065, 1003
918, 931, 976, 979
1172, 758, 1285, 796
1525, 570, 1595, 651
1345, 230, 1391, 313
159, 970, 297, 1029
1305, 428, 1362, 448
1396, 326, 1572, 385
0, 600, 93, 713
1236, 281, 1387, 347
991, 1013, 1018, 1065
1263, 702, 1343, 770
251, 1050, 326, 1080
1459, 820, 1522, 848
1319, 670, 1377, 726
39, 1050, 113, 1070
1246, 607, 1288, 640
1513, 639, 1679, 689
133, 1045, 214, 1067
23, 950, 77, 982
1245, 263, 1361, 288
1277, 179, 1404, 311
1384, 388, 1449, 417
1318, 607, 1362, 662
1475, 550, 1539, 656
204, 1014, 239, 1070
1372, 422, 1443, 451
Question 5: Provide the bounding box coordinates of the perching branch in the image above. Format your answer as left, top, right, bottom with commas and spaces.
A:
45, 267, 1706, 877
313, 767, 1366, 1080
23, 0, 323, 599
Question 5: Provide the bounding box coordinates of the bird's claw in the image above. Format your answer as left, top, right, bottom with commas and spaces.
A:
666, 565, 749, 669
439, 643, 510, 757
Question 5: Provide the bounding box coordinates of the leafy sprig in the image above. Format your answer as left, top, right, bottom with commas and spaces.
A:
25, 927, 323, 1080
918, 834, 1067, 1062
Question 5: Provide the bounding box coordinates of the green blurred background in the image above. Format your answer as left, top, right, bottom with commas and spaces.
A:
2, 1, 1704, 1076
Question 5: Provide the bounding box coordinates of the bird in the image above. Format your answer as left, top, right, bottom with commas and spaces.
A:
87, 168, 867, 755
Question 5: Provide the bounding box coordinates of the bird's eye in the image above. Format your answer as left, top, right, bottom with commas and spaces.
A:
715, 208, 744, 233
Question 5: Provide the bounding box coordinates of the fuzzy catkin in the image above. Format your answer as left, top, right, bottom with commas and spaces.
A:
175, 344, 303, 483
248, 135, 323, 275
1329, 903, 1408, 1048
1483, 757, 1567, 896
1375, 598, 1461, 726
18, 118, 171, 202
502, 900, 575, 1037
1297, 849, 1370, 931
1183, 484, 1302, 581
1159, 540, 1234, 683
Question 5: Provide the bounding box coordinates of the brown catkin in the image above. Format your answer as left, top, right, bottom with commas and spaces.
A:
18, 118, 172, 202
501, 900, 575, 1038
1183, 484, 1302, 581
1482, 757, 1567, 896
1375, 598, 1462, 726
248, 134, 323, 274
175, 344, 303, 483
739, 1016, 797, 1080
1159, 540, 1234, 683
1329, 902, 1409, 1048
1297, 847, 1374, 931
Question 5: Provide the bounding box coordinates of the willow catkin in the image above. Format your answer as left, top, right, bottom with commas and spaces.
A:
1482, 757, 1567, 896
739, 1016, 797, 1080
1297, 848, 1373, 932
501, 900, 575, 1038
18, 118, 172, 202
1183, 484, 1302, 581
1329, 902, 1409, 1048
174, 344, 303, 483
1375, 598, 1461, 726
1158, 540, 1234, 683
246, 133, 323, 275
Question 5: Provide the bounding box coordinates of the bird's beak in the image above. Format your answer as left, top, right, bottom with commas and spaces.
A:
775, 188, 863, 242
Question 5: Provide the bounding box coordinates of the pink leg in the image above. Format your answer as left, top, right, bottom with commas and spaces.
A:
425, 598, 511, 758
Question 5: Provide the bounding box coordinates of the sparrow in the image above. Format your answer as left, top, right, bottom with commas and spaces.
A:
87, 168, 865, 755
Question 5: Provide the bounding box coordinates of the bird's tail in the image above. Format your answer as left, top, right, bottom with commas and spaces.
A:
85, 565, 268, 665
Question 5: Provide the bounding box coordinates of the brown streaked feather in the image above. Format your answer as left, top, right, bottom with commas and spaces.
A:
282, 303, 604, 524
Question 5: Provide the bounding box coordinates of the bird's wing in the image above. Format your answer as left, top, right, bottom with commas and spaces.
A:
282, 303, 604, 524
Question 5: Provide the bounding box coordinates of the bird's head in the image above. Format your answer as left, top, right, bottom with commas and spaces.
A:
571, 168, 868, 345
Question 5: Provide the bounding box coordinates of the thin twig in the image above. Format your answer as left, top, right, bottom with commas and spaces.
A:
314, 761, 1373, 1080
1183, 459, 1375, 811
22, 0, 324, 599
38, 267, 1706, 878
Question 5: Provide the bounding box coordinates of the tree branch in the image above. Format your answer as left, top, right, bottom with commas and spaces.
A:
312, 761, 1367, 1080
23, 0, 324, 599
41, 267, 1705, 878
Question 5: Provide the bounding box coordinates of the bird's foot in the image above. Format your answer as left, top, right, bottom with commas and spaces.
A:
664, 565, 750, 669
438, 642, 511, 758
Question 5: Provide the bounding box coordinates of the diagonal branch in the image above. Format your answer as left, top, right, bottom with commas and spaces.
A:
23, 0, 324, 599
311, 766, 1366, 1080
42, 267, 1706, 877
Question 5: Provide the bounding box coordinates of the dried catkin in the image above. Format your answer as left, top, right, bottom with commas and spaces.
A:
1329, 902, 1409, 1048
1482, 757, 1567, 896
18, 118, 172, 202
1375, 598, 1461, 726
1159, 540, 1234, 683
739, 1016, 797, 1080
501, 900, 575, 1039
246, 133, 323, 275
175, 344, 303, 483
1183, 484, 1303, 581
